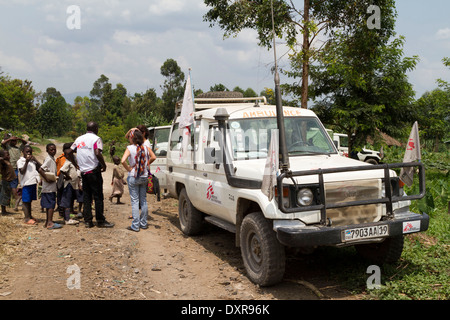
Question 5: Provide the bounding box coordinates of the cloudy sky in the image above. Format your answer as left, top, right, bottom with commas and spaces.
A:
0, 0, 449, 105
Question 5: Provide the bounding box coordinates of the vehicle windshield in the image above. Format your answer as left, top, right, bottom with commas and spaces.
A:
228, 117, 336, 160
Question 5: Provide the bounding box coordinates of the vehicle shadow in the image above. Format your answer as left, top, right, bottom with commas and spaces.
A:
152, 206, 369, 300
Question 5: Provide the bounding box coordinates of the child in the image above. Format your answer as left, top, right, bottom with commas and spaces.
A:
38, 143, 62, 230
56, 142, 73, 218
0, 150, 17, 215
74, 169, 83, 218
59, 148, 79, 225
109, 155, 126, 204
1, 136, 26, 211
17, 145, 42, 225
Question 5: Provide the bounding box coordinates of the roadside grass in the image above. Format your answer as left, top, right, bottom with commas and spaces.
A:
323, 147, 449, 300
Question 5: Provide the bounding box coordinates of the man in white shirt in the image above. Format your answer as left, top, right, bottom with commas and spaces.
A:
69, 122, 114, 228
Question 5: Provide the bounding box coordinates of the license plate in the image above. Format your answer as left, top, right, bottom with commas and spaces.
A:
342, 225, 389, 241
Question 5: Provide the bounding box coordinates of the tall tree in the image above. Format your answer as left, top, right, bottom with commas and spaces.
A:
72, 96, 91, 135
160, 59, 185, 121
310, 1, 418, 154
203, 0, 385, 108
36, 88, 70, 137
110, 83, 127, 120
89, 74, 111, 123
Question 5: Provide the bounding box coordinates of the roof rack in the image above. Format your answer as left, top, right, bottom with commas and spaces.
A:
175, 96, 268, 113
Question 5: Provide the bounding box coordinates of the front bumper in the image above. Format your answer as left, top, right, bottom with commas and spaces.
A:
275, 212, 429, 247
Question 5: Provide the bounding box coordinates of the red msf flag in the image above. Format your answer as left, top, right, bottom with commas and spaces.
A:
399, 121, 421, 187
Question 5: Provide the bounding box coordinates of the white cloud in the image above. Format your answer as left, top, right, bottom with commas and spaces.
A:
436, 28, 450, 40
148, 0, 186, 16
112, 30, 148, 45
0, 50, 33, 72
33, 48, 67, 70
38, 35, 64, 46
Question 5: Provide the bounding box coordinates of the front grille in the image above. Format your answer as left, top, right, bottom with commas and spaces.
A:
325, 179, 382, 226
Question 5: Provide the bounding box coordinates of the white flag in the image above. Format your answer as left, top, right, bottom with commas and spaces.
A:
399, 121, 421, 187
261, 129, 279, 201
179, 72, 194, 160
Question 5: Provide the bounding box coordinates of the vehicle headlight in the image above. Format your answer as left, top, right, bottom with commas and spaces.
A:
297, 188, 314, 206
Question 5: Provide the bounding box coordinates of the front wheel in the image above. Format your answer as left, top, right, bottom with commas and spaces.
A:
240, 212, 285, 286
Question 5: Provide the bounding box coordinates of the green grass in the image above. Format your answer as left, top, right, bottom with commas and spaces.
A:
311, 147, 449, 300
345, 147, 449, 299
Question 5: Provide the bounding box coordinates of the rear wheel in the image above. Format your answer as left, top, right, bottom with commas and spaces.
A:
364, 158, 379, 165
178, 188, 203, 235
355, 235, 404, 264
240, 212, 285, 286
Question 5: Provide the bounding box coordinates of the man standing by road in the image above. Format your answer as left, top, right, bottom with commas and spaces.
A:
68, 122, 114, 228
1, 135, 26, 211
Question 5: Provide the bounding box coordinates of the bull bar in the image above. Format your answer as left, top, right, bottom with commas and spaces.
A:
275, 162, 429, 247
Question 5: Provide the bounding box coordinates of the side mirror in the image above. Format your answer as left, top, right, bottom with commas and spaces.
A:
204, 148, 222, 164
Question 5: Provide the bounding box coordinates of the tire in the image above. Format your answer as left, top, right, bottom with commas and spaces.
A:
240, 212, 285, 286
364, 158, 379, 165
178, 188, 203, 235
355, 235, 404, 264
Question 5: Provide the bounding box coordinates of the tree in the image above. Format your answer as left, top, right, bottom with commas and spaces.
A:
415, 58, 450, 151
436, 57, 450, 91
203, 0, 388, 108
310, 2, 418, 154
36, 87, 70, 137
160, 59, 185, 121
132, 88, 158, 115
0, 73, 36, 131
72, 96, 91, 136
89, 74, 111, 123
110, 83, 127, 120
210, 83, 228, 92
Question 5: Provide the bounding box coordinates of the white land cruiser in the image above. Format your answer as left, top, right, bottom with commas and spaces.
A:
151, 96, 429, 286
332, 132, 383, 164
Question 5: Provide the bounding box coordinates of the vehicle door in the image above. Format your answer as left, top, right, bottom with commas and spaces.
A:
150, 126, 171, 191
192, 122, 230, 221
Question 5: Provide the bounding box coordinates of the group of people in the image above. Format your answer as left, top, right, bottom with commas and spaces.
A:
0, 121, 156, 232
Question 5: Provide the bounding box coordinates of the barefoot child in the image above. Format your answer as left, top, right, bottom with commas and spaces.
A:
109, 155, 126, 204
0, 150, 17, 215
17, 145, 42, 225
38, 143, 62, 229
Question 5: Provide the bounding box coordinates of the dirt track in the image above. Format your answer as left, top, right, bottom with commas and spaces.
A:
0, 142, 362, 302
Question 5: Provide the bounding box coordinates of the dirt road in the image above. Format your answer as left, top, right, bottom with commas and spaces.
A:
0, 142, 361, 302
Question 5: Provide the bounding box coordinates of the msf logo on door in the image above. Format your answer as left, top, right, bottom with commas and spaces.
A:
206, 183, 214, 200
206, 183, 222, 204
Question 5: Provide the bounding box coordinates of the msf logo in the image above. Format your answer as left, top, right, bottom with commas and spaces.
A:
76, 142, 86, 149
407, 139, 416, 151
206, 183, 214, 200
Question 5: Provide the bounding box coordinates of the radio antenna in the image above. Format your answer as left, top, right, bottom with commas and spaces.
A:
271, 0, 290, 172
